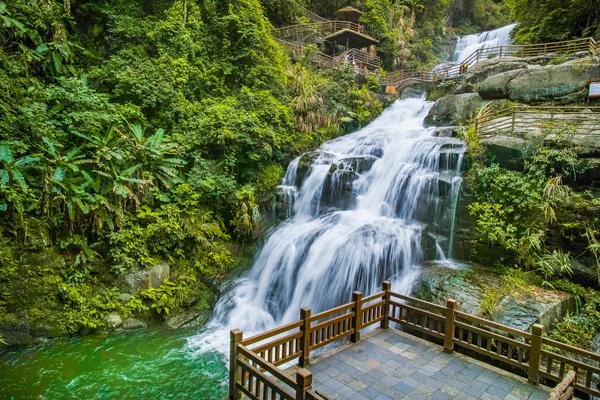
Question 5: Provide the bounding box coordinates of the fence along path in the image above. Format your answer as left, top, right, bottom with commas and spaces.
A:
272, 10, 380, 71
476, 102, 600, 137
229, 281, 600, 400
383, 37, 598, 87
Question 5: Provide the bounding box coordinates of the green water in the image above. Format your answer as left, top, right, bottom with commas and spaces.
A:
0, 328, 228, 400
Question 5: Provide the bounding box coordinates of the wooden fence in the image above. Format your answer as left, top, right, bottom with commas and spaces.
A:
275, 39, 380, 71
229, 281, 600, 399
273, 20, 369, 45
384, 37, 598, 87
475, 103, 600, 136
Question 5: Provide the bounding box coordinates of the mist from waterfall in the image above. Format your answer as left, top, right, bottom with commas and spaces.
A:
187, 97, 465, 355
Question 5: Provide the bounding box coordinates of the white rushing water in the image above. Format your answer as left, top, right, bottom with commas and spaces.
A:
452, 23, 517, 62
188, 97, 465, 355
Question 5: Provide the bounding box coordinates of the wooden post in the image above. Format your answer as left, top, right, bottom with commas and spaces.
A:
444, 299, 457, 354
229, 329, 243, 400
528, 324, 544, 385
351, 291, 363, 343
295, 369, 313, 400
381, 281, 391, 329
299, 307, 311, 367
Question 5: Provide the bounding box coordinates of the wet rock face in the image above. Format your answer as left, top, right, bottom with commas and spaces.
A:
414, 263, 575, 332
424, 93, 486, 127
320, 155, 379, 211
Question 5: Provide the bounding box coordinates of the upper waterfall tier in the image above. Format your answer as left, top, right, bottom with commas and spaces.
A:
452, 23, 517, 62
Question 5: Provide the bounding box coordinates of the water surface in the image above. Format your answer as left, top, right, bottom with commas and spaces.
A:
0, 328, 227, 399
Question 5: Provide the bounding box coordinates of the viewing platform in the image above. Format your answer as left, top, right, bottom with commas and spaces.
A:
229, 282, 600, 400
287, 328, 549, 399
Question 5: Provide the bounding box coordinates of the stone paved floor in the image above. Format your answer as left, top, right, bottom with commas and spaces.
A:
298, 328, 550, 400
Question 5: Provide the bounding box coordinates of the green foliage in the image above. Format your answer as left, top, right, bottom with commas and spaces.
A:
506, 0, 600, 43
535, 250, 573, 287
0, 0, 384, 342
548, 289, 600, 349
449, 0, 511, 31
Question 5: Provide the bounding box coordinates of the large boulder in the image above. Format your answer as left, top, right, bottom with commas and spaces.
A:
122, 318, 147, 330
479, 57, 600, 104
464, 58, 529, 84
117, 261, 171, 294
149, 262, 170, 289
479, 135, 536, 170
103, 312, 123, 329
163, 307, 210, 329
414, 262, 575, 331
425, 93, 486, 127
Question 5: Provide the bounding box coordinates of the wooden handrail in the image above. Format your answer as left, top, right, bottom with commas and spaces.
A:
230, 281, 600, 399
384, 37, 597, 87
476, 102, 600, 136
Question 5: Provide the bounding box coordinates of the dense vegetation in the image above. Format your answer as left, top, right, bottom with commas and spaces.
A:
506, 0, 600, 43
1, 0, 599, 348
464, 122, 600, 348
0, 0, 386, 343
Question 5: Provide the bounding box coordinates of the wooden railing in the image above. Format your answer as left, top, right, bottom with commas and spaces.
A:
275, 38, 336, 68
476, 103, 600, 136
301, 7, 328, 24
334, 48, 381, 70
275, 39, 380, 71
229, 281, 600, 399
384, 37, 598, 87
273, 20, 369, 45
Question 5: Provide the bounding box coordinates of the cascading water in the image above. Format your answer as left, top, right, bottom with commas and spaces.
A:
188, 97, 465, 354
452, 23, 517, 62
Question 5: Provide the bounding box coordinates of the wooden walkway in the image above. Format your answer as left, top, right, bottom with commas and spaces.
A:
476, 104, 600, 137
290, 328, 550, 400
383, 37, 598, 91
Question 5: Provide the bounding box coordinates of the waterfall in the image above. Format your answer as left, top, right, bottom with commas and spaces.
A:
188, 97, 465, 354
452, 23, 517, 62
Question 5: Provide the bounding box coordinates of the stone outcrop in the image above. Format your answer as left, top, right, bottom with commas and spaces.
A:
478, 57, 600, 104
425, 93, 486, 127
414, 263, 575, 331
103, 313, 123, 329
117, 261, 171, 295
122, 318, 147, 330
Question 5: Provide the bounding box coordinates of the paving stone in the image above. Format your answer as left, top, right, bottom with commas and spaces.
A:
303, 329, 549, 399
430, 389, 453, 400
393, 382, 414, 394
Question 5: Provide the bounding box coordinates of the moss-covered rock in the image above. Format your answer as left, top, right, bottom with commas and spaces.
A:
414, 262, 575, 331
478, 57, 600, 104
425, 93, 486, 127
